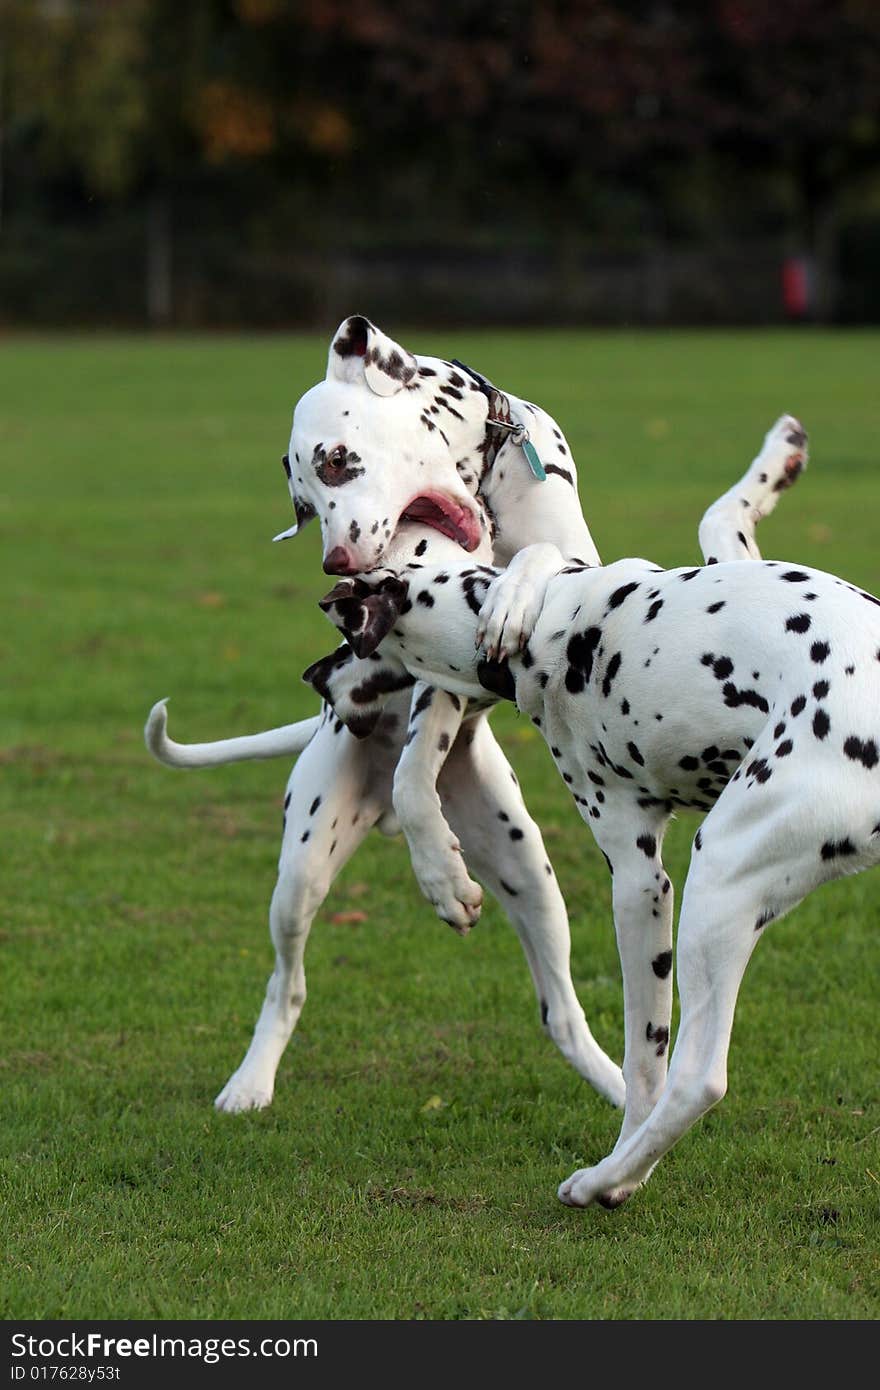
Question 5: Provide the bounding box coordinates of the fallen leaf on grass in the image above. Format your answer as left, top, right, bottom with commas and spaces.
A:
330, 910, 368, 924
421, 1094, 446, 1113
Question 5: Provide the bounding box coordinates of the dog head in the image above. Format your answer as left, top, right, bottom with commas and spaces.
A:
279, 316, 491, 574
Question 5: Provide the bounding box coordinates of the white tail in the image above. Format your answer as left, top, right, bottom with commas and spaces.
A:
144, 699, 321, 769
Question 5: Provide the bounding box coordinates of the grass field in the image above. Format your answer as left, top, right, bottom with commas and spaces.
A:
2, 329, 879, 1321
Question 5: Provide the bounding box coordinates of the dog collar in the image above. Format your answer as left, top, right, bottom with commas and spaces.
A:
451, 359, 546, 481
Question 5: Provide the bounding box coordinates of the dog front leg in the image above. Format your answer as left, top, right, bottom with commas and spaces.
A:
391, 683, 484, 933
438, 716, 626, 1107
697, 415, 808, 563
476, 542, 568, 660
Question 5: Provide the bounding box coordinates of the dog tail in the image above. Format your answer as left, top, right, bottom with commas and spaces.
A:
144, 699, 321, 769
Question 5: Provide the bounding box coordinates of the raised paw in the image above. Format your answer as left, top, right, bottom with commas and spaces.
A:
753, 414, 808, 499
411, 841, 483, 934
475, 543, 563, 661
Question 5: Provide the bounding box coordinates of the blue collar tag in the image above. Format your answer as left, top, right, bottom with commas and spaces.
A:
520, 436, 547, 481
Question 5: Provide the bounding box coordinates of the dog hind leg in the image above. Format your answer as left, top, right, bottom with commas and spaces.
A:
698, 414, 808, 564
215, 721, 393, 1112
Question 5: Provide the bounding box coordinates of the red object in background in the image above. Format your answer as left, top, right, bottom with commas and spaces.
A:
782, 256, 812, 319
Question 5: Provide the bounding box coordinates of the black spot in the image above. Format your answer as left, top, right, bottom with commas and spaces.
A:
680, 569, 700, 582
477, 658, 516, 701
754, 909, 776, 931
810, 641, 831, 664
785, 613, 811, 634
309, 796, 321, 816
646, 1021, 669, 1056
820, 838, 857, 861
645, 599, 664, 623
812, 710, 830, 741
509, 827, 524, 841
540, 1000, 549, 1025
813, 680, 830, 700
607, 581, 640, 610
499, 879, 519, 896
713, 656, 734, 680
564, 626, 602, 694
602, 652, 622, 697
707, 601, 725, 614
417, 589, 435, 607
723, 683, 769, 714
414, 538, 428, 556
652, 950, 672, 979
843, 736, 879, 769
545, 463, 574, 485
301, 830, 310, 843
781, 570, 810, 582
694, 830, 703, 851
679, 755, 699, 771
636, 833, 656, 858
627, 741, 645, 767
776, 739, 794, 757
438, 732, 450, 752
413, 687, 434, 717
791, 695, 807, 717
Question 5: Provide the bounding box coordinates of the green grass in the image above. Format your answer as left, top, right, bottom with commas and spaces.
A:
1, 328, 879, 1320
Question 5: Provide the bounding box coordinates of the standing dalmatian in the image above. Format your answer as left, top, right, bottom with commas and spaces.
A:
146, 315, 806, 1119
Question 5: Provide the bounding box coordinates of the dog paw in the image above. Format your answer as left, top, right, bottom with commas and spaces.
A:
752, 414, 808, 499
411, 844, 483, 934
558, 1165, 638, 1209
215, 1072, 274, 1113
476, 543, 563, 660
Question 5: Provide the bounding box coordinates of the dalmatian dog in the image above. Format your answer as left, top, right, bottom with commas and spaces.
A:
314, 418, 880, 1209
145, 313, 805, 1119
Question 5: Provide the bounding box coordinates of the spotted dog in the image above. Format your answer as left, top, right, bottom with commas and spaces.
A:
316, 424, 880, 1209
145, 314, 804, 1119
147, 314, 622, 1114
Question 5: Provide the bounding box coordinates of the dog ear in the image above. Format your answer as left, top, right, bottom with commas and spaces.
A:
348, 590, 402, 658
273, 495, 317, 543
318, 575, 408, 660
327, 315, 417, 397
273, 456, 317, 542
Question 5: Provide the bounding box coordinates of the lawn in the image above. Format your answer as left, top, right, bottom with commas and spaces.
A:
1, 328, 878, 1320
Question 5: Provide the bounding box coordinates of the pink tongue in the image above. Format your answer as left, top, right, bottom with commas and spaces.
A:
402, 495, 480, 551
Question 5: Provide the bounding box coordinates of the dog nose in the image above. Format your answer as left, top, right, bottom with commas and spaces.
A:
323, 546, 355, 575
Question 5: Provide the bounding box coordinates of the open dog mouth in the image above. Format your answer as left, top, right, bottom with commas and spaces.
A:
399, 493, 482, 551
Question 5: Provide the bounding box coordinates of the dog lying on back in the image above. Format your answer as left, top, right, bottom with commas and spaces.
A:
313, 453, 880, 1210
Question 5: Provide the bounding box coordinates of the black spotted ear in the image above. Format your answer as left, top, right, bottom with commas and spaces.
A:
318, 577, 367, 610
302, 644, 355, 701
273, 456, 317, 541
327, 315, 417, 397
349, 591, 401, 658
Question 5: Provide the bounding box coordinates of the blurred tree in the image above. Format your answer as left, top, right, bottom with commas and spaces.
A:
1, 0, 878, 323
